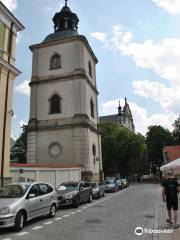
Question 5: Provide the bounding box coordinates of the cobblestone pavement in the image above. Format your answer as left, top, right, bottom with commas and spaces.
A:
0, 183, 158, 240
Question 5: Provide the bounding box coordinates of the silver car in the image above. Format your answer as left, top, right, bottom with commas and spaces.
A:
90, 182, 105, 199
0, 182, 58, 231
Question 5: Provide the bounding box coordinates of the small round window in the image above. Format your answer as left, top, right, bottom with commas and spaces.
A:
48, 142, 62, 158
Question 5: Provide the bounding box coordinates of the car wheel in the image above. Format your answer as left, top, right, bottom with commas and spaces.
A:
87, 193, 92, 203
14, 211, 26, 232
49, 204, 57, 218
73, 196, 79, 208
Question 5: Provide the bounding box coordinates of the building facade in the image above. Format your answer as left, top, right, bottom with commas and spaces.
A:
163, 145, 180, 164
27, 2, 102, 181
100, 98, 135, 132
0, 2, 24, 185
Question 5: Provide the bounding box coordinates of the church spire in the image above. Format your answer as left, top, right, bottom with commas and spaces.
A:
125, 97, 127, 105
118, 100, 122, 116
53, 0, 79, 33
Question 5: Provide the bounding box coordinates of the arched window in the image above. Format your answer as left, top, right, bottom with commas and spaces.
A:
88, 60, 92, 77
90, 98, 94, 118
49, 94, 61, 114
50, 53, 61, 70
92, 144, 96, 157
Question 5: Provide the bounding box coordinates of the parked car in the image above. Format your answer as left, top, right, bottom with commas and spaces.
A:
116, 179, 123, 190
121, 179, 129, 188
0, 182, 58, 231
90, 182, 105, 199
56, 181, 92, 208
102, 179, 118, 193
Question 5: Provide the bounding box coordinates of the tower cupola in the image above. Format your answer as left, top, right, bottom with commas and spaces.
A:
53, 0, 79, 33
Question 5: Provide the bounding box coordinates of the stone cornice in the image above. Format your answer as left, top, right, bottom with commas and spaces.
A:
0, 1, 25, 31
29, 69, 99, 95
0, 57, 21, 77
28, 114, 100, 134
29, 35, 98, 64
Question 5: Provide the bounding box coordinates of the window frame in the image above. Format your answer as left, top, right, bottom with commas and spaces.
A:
50, 53, 61, 70
49, 94, 62, 114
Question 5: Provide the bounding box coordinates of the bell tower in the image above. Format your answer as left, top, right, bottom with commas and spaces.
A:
27, 1, 102, 181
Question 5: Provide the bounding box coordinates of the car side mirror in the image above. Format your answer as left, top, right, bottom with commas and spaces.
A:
28, 193, 36, 199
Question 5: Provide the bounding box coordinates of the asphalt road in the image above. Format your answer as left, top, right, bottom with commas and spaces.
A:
0, 184, 157, 240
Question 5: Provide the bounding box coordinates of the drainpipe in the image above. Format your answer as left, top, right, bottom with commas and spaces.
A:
1, 22, 14, 187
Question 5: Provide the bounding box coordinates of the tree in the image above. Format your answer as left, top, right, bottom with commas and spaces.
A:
146, 125, 173, 175
100, 123, 145, 178
172, 116, 180, 144
11, 125, 28, 163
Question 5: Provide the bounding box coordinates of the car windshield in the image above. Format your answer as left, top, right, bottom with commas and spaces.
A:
0, 184, 30, 198
105, 180, 114, 184
57, 182, 78, 191
90, 183, 98, 188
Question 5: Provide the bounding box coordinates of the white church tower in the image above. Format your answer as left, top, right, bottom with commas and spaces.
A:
27, 0, 102, 181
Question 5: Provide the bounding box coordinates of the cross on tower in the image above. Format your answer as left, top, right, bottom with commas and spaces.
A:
65, 0, 68, 6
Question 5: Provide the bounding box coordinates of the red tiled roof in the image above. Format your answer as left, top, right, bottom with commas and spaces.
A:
163, 145, 180, 162
10, 163, 83, 169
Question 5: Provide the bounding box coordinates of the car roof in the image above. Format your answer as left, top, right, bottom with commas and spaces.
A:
7, 182, 53, 187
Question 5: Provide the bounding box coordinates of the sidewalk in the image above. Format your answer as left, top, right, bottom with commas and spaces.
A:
155, 185, 180, 240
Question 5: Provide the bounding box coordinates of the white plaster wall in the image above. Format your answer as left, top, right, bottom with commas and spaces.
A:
36, 129, 74, 164
34, 78, 86, 121
37, 170, 55, 186
83, 44, 96, 87
88, 129, 101, 174
10, 168, 81, 188
32, 41, 84, 78
85, 84, 98, 124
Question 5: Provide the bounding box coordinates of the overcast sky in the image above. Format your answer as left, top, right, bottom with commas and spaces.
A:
2, 0, 180, 138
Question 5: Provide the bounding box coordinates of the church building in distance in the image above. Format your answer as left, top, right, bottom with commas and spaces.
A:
27, 1, 102, 181
100, 98, 135, 133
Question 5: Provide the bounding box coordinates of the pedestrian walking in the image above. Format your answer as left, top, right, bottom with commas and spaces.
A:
162, 172, 180, 229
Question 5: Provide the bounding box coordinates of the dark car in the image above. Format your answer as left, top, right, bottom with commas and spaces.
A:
102, 179, 118, 193
90, 182, 105, 199
56, 181, 92, 208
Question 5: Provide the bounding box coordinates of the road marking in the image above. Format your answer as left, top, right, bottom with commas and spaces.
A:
2, 238, 12, 240
87, 204, 93, 207
70, 212, 76, 215
82, 206, 87, 209
55, 217, 63, 221
44, 221, 53, 225
62, 214, 70, 218
16, 232, 29, 236
76, 209, 82, 213
32, 226, 43, 230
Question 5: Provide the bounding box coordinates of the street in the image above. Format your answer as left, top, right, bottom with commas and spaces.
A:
0, 184, 158, 240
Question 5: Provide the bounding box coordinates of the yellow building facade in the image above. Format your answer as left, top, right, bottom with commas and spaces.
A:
0, 2, 24, 185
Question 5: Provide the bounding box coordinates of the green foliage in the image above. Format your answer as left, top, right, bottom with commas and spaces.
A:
11, 125, 28, 163
100, 123, 146, 177
145, 125, 173, 175
172, 116, 180, 144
